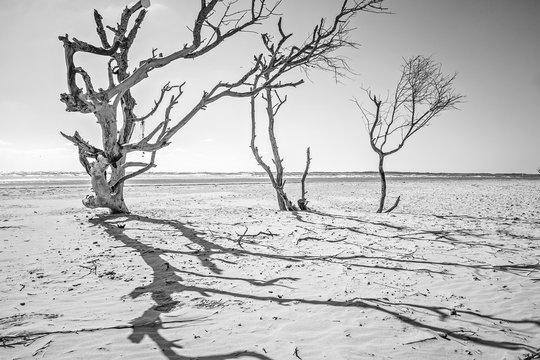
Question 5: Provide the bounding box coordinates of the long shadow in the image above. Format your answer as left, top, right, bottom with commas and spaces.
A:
308, 210, 408, 230
296, 210, 525, 253
90, 214, 539, 357
296, 212, 536, 276
325, 253, 540, 275
90, 214, 276, 360
109, 215, 452, 276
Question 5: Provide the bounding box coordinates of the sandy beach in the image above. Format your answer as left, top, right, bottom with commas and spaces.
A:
1, 176, 539, 359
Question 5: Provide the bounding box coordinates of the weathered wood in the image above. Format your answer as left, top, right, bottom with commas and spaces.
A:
81, 155, 129, 213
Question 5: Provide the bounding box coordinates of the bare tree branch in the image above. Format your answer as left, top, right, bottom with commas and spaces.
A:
61, 131, 105, 175
135, 82, 183, 123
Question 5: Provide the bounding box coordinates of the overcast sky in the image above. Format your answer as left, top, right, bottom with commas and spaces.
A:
0, 0, 538, 173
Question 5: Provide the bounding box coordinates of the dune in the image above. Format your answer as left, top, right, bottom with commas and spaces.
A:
0, 177, 539, 359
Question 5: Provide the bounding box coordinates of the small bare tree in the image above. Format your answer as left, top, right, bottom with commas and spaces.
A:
249, 1, 387, 211
355, 55, 464, 213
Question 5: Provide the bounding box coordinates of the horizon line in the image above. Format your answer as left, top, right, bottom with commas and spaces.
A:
2, 170, 539, 176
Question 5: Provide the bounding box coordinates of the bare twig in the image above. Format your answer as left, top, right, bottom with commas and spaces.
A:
236, 226, 249, 248
296, 236, 324, 245
32, 339, 53, 357
403, 336, 437, 346
293, 346, 302, 360
78, 259, 98, 278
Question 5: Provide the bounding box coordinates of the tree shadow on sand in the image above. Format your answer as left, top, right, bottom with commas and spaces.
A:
90, 214, 278, 360
90, 213, 539, 359
295, 210, 530, 254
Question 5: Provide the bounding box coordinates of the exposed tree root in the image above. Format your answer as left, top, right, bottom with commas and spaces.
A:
385, 196, 401, 213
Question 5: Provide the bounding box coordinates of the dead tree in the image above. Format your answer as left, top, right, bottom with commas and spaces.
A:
59, 0, 287, 213
59, 0, 384, 214
250, 89, 298, 211
249, 0, 387, 211
355, 55, 464, 213
250, 89, 312, 211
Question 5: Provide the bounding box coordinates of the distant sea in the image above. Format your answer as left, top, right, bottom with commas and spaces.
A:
0, 171, 538, 188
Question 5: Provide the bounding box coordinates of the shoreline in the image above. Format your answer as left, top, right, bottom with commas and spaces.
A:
1, 172, 539, 189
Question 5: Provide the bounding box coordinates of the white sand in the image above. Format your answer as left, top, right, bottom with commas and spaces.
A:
1, 179, 539, 359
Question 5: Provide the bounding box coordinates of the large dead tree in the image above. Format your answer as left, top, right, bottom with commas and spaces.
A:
59, 0, 283, 213
249, 0, 387, 211
59, 0, 384, 214
355, 55, 464, 213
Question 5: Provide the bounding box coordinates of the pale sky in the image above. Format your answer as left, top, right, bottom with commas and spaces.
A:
0, 0, 539, 173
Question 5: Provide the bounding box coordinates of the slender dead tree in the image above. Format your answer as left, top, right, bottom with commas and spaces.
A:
355, 55, 464, 213
250, 89, 299, 211
249, 0, 387, 211
250, 88, 313, 211
250, 89, 312, 211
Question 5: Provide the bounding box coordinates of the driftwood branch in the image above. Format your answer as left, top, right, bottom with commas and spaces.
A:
135, 82, 181, 122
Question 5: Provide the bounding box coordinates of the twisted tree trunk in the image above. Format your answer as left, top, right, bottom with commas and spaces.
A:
83, 155, 129, 214
81, 105, 130, 213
